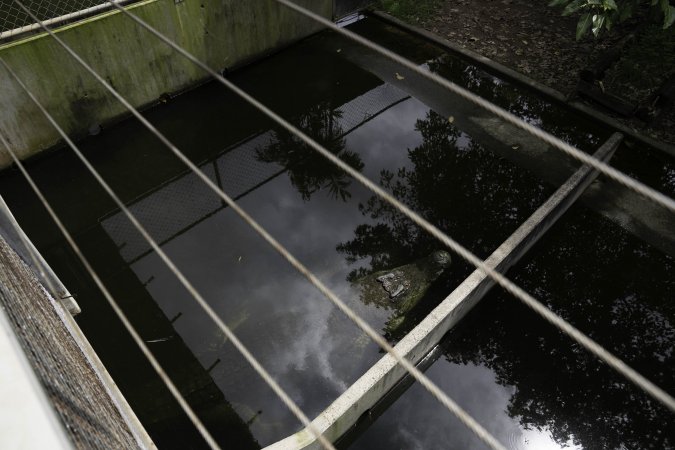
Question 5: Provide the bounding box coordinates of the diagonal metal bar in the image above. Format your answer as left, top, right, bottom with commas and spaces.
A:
274, 0, 675, 216
5, 3, 511, 449
0, 130, 221, 450
101, 0, 675, 413
0, 55, 336, 450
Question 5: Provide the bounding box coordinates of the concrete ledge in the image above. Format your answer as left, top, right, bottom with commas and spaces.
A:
265, 132, 623, 449
0, 303, 71, 450
367, 10, 675, 159
0, 196, 80, 315
0, 197, 155, 449
0, 231, 155, 448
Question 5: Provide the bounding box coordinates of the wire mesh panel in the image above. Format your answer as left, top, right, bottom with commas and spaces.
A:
101, 132, 283, 264
335, 83, 410, 134
100, 86, 412, 265
0, 0, 137, 40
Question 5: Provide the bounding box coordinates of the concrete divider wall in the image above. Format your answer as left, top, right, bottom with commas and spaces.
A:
0, 0, 332, 168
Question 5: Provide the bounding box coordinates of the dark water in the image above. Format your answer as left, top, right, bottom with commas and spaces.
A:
0, 16, 672, 450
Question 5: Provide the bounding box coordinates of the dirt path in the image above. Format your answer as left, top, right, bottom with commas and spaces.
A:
407, 0, 675, 146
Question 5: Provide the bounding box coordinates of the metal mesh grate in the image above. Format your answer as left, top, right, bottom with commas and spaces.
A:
101, 132, 283, 263
335, 83, 409, 134
0, 0, 137, 40
100, 86, 411, 265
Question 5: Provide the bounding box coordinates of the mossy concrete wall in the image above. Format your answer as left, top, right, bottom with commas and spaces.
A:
0, 0, 331, 168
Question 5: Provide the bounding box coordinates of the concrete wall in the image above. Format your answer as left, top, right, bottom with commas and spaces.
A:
0, 0, 332, 168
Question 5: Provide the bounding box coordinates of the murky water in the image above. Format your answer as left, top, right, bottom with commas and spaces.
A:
0, 16, 672, 450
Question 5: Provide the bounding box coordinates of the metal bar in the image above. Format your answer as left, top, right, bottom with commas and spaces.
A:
265, 132, 624, 449
274, 0, 675, 215
104, 0, 675, 413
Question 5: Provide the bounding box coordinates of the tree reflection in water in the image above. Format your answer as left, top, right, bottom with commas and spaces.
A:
337, 108, 673, 448
442, 206, 673, 449
337, 109, 549, 282
256, 102, 364, 202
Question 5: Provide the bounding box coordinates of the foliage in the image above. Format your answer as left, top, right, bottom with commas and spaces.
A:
548, 0, 675, 39
256, 102, 364, 202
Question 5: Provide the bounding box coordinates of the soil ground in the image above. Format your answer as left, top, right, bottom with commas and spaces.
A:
380, 0, 675, 146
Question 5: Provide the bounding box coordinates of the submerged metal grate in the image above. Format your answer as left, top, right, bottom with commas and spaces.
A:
100, 85, 410, 265
101, 132, 283, 263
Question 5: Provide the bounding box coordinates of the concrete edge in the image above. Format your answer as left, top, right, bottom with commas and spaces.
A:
0, 196, 80, 315
53, 294, 158, 450
0, 302, 73, 450
366, 10, 675, 159
263, 132, 623, 450
0, 198, 156, 450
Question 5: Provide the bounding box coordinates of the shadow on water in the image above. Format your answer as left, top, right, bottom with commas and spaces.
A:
0, 15, 672, 450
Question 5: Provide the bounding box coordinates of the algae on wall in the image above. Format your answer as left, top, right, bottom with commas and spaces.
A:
0, 0, 331, 167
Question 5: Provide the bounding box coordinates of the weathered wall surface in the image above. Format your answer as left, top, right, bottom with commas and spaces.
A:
0, 0, 331, 167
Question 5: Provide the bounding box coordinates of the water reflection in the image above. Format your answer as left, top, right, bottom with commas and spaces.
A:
348, 360, 582, 450
94, 84, 419, 446
349, 205, 674, 449
338, 109, 550, 340
1, 15, 666, 450
257, 102, 363, 202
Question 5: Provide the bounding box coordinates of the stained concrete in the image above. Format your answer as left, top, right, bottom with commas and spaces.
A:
0, 0, 331, 167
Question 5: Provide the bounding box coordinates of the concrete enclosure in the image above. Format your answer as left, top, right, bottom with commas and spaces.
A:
0, 0, 331, 167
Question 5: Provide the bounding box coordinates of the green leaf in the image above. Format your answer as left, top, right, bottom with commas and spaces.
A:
564, 0, 587, 15
587, 0, 602, 4
548, 0, 569, 7
603, 0, 617, 10
651, 0, 659, 6
577, 13, 593, 39
664, 5, 675, 28
592, 14, 606, 36
659, 0, 669, 14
